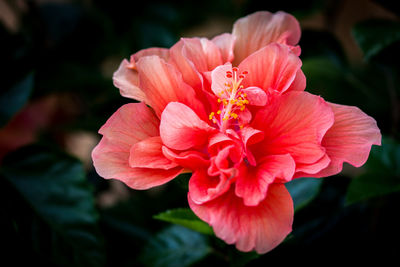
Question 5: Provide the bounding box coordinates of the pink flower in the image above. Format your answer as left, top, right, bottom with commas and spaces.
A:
92, 11, 381, 253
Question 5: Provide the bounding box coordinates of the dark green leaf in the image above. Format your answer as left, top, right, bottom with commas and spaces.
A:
0, 144, 105, 267
0, 72, 34, 127
141, 225, 211, 267
285, 178, 323, 211
154, 208, 213, 235
352, 19, 400, 60
346, 137, 400, 204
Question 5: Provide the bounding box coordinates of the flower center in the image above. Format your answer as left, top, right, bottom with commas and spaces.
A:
209, 67, 249, 132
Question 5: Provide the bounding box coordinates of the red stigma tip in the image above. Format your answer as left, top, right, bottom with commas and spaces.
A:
242, 71, 248, 75
239, 74, 245, 79
232, 67, 238, 72
226, 74, 232, 78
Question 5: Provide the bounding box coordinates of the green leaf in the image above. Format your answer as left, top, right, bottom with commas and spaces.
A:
352, 19, 400, 60
0, 144, 105, 267
346, 138, 400, 204
141, 225, 211, 267
285, 178, 323, 211
0, 72, 34, 127
154, 208, 213, 235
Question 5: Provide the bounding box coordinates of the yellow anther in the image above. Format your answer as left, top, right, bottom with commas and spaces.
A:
209, 112, 215, 120
243, 93, 247, 97
240, 125, 244, 129
240, 106, 245, 111
216, 110, 221, 114
238, 97, 242, 100
231, 113, 238, 119
217, 98, 222, 103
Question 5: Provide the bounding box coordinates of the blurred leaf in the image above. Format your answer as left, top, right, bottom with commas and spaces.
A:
302, 57, 352, 104
352, 19, 400, 60
286, 178, 323, 211
0, 144, 105, 267
154, 208, 213, 235
141, 225, 211, 267
302, 56, 389, 119
0, 72, 34, 127
346, 138, 400, 204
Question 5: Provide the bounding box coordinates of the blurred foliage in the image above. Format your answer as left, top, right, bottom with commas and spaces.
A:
140, 225, 211, 267
1, 0, 400, 266
154, 208, 214, 235
0, 144, 105, 267
0, 72, 34, 127
346, 137, 400, 204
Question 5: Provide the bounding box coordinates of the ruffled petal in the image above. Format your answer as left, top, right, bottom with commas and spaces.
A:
160, 102, 216, 150
241, 86, 268, 106
314, 103, 381, 177
189, 184, 293, 253
97, 102, 159, 144
286, 69, 306, 92
232, 11, 301, 64
211, 33, 235, 63
113, 48, 169, 101
136, 55, 206, 118
169, 37, 224, 92
129, 136, 178, 170
183, 37, 223, 72
294, 154, 331, 178
239, 43, 303, 95
252, 92, 334, 165
189, 169, 232, 205
92, 103, 183, 189
162, 146, 209, 170
235, 154, 295, 206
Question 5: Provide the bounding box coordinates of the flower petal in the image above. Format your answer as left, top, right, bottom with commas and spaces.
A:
294, 153, 331, 178
129, 136, 178, 170
98, 102, 159, 144
113, 59, 145, 101
239, 43, 303, 95
189, 169, 232, 205
241, 86, 268, 106
162, 146, 209, 170
252, 92, 334, 165
286, 69, 306, 92
169, 37, 224, 92
211, 33, 235, 63
136, 55, 206, 118
235, 154, 295, 206
92, 103, 183, 189
183, 37, 223, 72
160, 102, 216, 150
314, 103, 381, 177
210, 63, 233, 98
189, 184, 293, 253
113, 48, 169, 101
232, 11, 301, 64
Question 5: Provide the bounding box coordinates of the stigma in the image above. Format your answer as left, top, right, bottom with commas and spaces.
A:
209, 67, 249, 131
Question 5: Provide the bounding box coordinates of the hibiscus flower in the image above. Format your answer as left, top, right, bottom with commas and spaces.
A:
92, 11, 381, 253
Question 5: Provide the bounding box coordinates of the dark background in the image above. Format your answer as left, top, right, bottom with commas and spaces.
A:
1, 0, 399, 266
